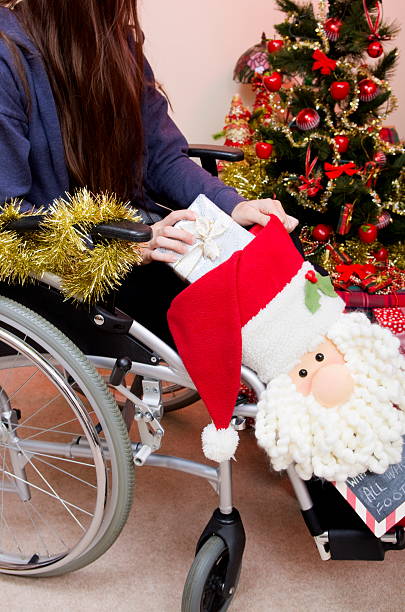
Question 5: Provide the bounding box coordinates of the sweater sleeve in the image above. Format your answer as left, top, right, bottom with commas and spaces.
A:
142, 59, 244, 215
0, 45, 35, 212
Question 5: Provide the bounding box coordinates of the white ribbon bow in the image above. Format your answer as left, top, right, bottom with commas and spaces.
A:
173, 216, 227, 280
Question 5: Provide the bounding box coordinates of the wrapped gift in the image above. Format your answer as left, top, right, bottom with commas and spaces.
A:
159, 194, 254, 283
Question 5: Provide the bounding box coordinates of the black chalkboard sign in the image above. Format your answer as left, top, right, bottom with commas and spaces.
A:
334, 436, 405, 537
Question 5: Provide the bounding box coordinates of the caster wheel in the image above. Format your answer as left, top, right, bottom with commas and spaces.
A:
182, 535, 240, 612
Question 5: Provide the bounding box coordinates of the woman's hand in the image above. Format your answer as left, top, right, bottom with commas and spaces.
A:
231, 199, 298, 233
140, 209, 197, 264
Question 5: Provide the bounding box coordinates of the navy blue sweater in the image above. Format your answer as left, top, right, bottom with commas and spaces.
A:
0, 8, 244, 216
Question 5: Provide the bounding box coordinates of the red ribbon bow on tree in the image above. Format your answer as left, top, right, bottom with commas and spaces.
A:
312, 50, 337, 75
299, 147, 323, 197
324, 161, 358, 179
335, 264, 375, 284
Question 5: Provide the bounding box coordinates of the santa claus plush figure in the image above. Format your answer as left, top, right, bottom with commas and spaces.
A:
167, 215, 405, 482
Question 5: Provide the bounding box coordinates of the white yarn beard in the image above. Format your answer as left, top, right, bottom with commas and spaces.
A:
255, 312, 405, 482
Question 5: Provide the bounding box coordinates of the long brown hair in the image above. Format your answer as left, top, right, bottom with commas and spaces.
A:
4, 0, 145, 200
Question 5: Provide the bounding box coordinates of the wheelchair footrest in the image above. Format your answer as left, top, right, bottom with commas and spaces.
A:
328, 528, 386, 560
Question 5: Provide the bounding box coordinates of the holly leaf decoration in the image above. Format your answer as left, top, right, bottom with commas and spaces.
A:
305, 273, 338, 314
305, 279, 321, 313
317, 274, 337, 297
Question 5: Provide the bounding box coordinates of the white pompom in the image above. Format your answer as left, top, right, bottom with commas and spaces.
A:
201, 423, 239, 462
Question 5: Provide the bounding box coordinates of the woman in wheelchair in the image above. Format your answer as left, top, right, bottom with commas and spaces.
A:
0, 0, 298, 343
0, 0, 297, 596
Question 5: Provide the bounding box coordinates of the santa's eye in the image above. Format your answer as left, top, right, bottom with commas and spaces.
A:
315, 353, 324, 362
299, 369, 308, 378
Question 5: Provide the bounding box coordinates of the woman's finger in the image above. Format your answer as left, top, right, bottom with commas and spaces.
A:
153, 234, 189, 254
161, 224, 195, 245
150, 249, 179, 263
163, 209, 196, 225
244, 206, 272, 227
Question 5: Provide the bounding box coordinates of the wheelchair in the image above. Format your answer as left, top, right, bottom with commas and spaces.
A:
0, 145, 403, 612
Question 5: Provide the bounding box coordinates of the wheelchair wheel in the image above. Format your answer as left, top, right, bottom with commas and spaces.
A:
182, 536, 239, 612
160, 382, 199, 413
0, 296, 134, 576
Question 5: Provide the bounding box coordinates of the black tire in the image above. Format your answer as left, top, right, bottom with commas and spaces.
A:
182, 536, 239, 612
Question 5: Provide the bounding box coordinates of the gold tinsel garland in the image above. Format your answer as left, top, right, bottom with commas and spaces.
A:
0, 189, 144, 303
219, 146, 270, 200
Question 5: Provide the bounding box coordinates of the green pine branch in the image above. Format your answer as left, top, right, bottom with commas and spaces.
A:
349, 90, 392, 125
372, 48, 399, 81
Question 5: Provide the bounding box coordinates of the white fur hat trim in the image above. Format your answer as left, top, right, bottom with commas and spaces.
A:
242, 261, 345, 382
202, 423, 239, 463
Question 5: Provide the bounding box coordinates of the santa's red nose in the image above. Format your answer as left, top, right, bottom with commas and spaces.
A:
311, 364, 354, 408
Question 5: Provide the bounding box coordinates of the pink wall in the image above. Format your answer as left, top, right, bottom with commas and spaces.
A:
139, 0, 404, 143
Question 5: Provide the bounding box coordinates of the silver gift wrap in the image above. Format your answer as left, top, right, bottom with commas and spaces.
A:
159, 194, 254, 283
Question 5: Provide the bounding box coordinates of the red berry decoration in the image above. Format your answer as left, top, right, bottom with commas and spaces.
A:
358, 223, 378, 244
305, 270, 318, 283
330, 81, 351, 101
367, 40, 383, 58
296, 108, 320, 131
255, 142, 273, 159
358, 78, 378, 101
333, 135, 350, 153
373, 150, 387, 166
324, 17, 343, 41
263, 71, 283, 92
267, 39, 284, 53
312, 224, 333, 242
373, 246, 389, 262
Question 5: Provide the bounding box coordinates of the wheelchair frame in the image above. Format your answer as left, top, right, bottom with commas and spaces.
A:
0, 145, 403, 611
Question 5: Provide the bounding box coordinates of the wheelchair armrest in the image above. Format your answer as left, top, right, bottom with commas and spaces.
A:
5, 215, 47, 232
90, 221, 151, 243
5, 216, 152, 243
187, 144, 244, 177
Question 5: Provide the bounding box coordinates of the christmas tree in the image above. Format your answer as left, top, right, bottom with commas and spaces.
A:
222, 0, 405, 285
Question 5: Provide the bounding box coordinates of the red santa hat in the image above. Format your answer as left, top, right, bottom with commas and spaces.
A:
167, 216, 345, 462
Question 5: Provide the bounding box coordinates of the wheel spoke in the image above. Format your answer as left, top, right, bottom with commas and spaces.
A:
21, 417, 88, 442
17, 393, 62, 428
11, 439, 91, 529
32, 456, 97, 489
1, 469, 93, 523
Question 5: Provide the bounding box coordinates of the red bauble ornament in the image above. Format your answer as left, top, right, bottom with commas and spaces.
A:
367, 40, 383, 58
373, 246, 389, 262
324, 17, 343, 41
330, 81, 350, 101
358, 223, 378, 244
358, 78, 378, 101
312, 224, 333, 242
263, 71, 283, 92
373, 150, 387, 166
333, 135, 350, 153
267, 39, 284, 53
255, 142, 273, 159
296, 108, 320, 131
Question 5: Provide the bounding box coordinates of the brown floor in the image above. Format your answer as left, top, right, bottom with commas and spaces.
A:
1, 399, 404, 612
